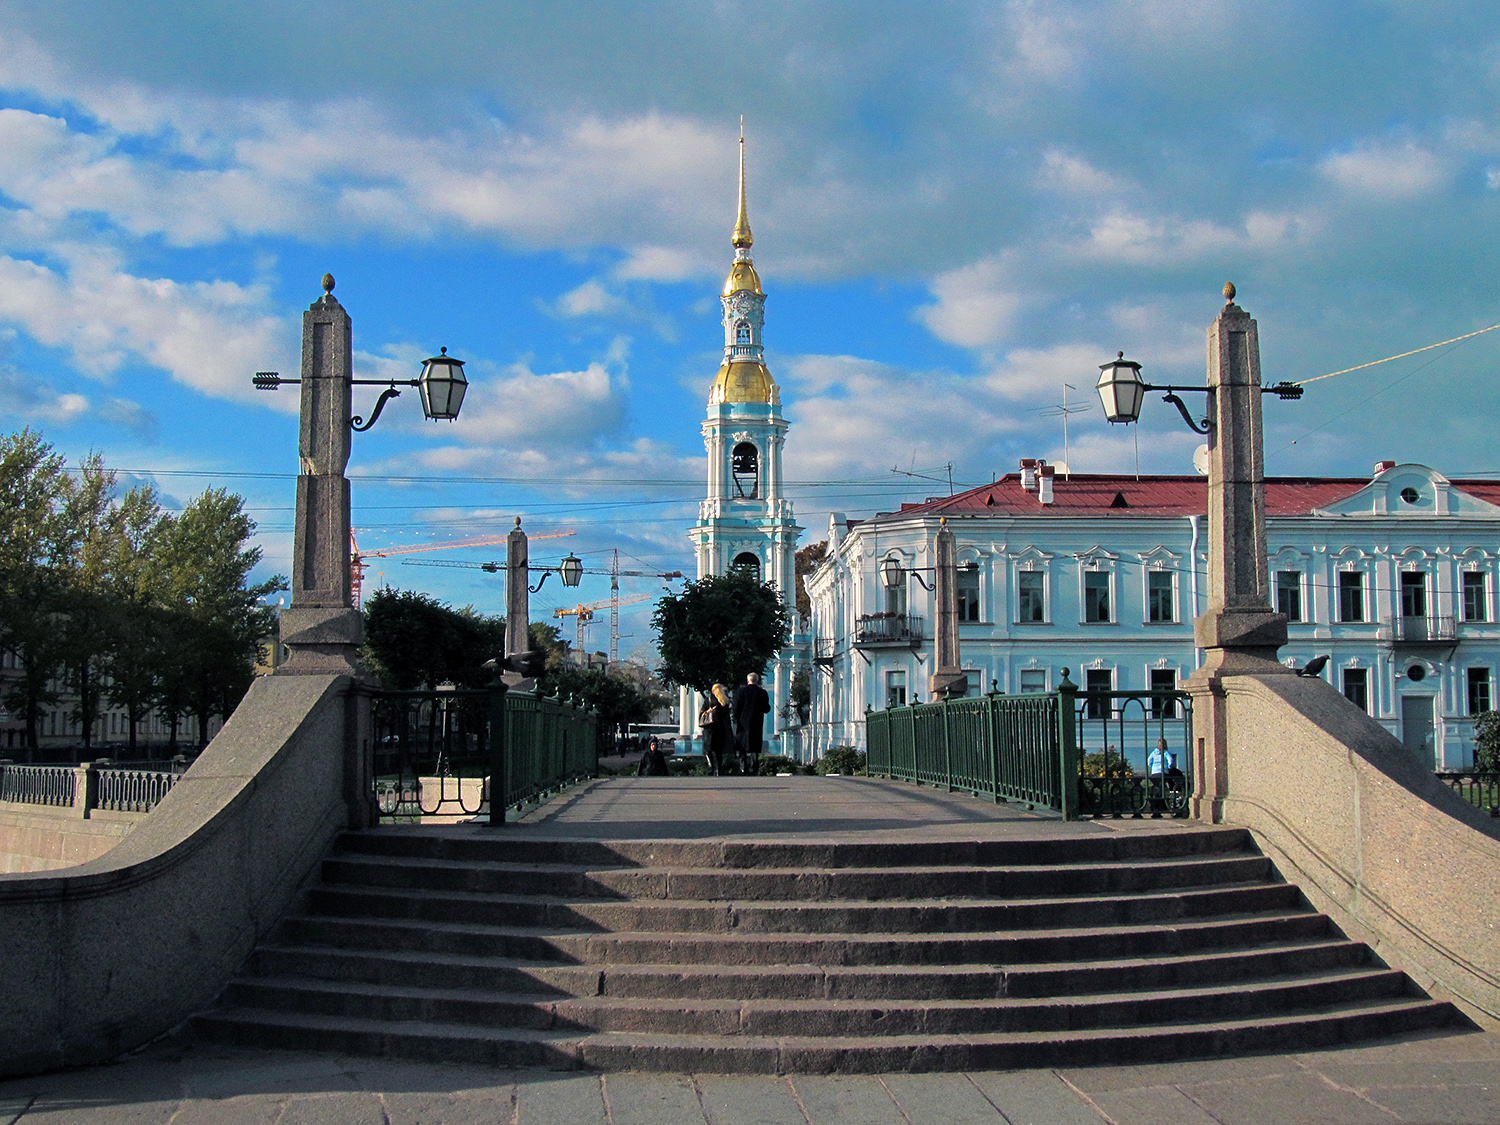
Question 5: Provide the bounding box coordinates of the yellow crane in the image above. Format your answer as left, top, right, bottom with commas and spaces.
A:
555, 593, 652, 652
349, 526, 575, 605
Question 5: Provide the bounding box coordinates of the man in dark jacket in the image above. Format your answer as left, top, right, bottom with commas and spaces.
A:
732, 672, 772, 776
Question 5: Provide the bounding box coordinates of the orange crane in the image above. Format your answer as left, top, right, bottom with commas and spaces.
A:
349, 526, 575, 605
555, 593, 652, 653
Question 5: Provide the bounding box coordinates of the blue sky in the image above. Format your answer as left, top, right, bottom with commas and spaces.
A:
2, 1, 1500, 660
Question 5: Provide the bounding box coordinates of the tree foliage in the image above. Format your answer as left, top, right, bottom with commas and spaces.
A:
362, 589, 505, 690
1474, 710, 1500, 773
652, 569, 792, 693
794, 540, 827, 620
0, 429, 284, 753
543, 662, 669, 750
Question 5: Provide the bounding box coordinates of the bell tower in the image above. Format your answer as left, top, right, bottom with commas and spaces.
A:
682, 128, 802, 739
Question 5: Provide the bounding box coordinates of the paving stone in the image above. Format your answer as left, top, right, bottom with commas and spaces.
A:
786, 1076, 904, 1124
966, 1070, 1107, 1125
278, 1094, 390, 1125
1078, 1084, 1221, 1125
695, 1076, 810, 1125
516, 1072, 607, 1125
1363, 1082, 1500, 1124
381, 1089, 519, 1125
878, 1074, 1008, 1124
1176, 1071, 1399, 1125
601, 1074, 707, 1125
179, 1053, 361, 1099
17, 1093, 180, 1125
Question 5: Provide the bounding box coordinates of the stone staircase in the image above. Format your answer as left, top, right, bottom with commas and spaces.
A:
194, 826, 1457, 1072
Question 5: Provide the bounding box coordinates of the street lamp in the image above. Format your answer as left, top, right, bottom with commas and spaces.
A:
879, 556, 904, 590
1095, 352, 1148, 424
528, 553, 585, 593
417, 348, 468, 421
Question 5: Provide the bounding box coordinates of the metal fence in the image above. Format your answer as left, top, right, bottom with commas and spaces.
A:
369, 685, 597, 825
1436, 771, 1500, 816
0, 760, 182, 815
865, 670, 1193, 820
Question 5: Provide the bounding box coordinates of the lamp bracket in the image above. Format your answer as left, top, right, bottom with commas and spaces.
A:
1160, 392, 1213, 435
528, 570, 555, 594
351, 386, 404, 432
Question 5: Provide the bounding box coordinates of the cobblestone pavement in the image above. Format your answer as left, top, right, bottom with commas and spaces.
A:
2, 1029, 1496, 1124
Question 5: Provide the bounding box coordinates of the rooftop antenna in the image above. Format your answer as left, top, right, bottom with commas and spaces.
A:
1040, 382, 1087, 479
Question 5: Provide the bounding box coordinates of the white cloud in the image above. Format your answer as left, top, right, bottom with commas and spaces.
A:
0, 252, 293, 401
554, 280, 628, 319
985, 343, 1105, 402
441, 360, 627, 453
1037, 148, 1119, 196
1318, 140, 1447, 200
915, 257, 1027, 349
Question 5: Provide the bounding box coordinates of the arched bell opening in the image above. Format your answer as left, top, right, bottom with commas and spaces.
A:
731, 552, 762, 582
731, 442, 759, 498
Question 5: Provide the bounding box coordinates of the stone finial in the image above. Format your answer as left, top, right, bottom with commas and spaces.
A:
1223, 281, 1236, 303
322, 273, 335, 293
514, 515, 522, 526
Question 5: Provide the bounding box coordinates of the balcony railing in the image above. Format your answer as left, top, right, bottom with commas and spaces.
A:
1380, 615, 1458, 644
813, 637, 838, 663
854, 613, 923, 647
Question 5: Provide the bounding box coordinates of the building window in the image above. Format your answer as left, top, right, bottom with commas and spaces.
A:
964, 670, 983, 697
1276, 571, 1302, 622
1468, 668, 1491, 716
1084, 668, 1113, 719
1084, 570, 1111, 623
1147, 570, 1174, 623
735, 320, 750, 344
1017, 570, 1045, 623
1338, 571, 1365, 623
1150, 668, 1178, 718
730, 442, 759, 498
885, 668, 907, 709
957, 564, 980, 623
1400, 571, 1427, 619
1463, 571, 1488, 622
1342, 667, 1369, 713
1019, 668, 1046, 693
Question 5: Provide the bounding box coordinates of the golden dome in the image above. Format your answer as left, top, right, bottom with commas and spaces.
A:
723, 259, 763, 296
709, 358, 779, 405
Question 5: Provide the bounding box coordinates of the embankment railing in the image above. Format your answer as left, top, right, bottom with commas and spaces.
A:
0, 759, 184, 816
865, 669, 1192, 820
1436, 771, 1500, 816
369, 684, 597, 825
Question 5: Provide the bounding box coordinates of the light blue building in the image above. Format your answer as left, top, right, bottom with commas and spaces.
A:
804, 460, 1500, 770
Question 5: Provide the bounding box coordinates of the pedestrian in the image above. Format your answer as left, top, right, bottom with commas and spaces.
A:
700, 684, 732, 776
635, 737, 669, 777
732, 672, 771, 777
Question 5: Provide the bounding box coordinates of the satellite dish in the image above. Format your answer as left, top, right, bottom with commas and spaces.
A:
1051, 461, 1070, 477
1193, 444, 1210, 476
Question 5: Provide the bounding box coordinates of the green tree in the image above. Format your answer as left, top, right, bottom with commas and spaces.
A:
363, 589, 505, 690
100, 486, 171, 755
0, 431, 108, 750
155, 489, 283, 748
544, 662, 669, 752
652, 569, 792, 693
794, 540, 827, 620
1474, 711, 1500, 773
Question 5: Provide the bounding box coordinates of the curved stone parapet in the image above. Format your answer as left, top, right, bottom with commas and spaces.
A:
1195, 672, 1500, 1028
0, 673, 353, 1077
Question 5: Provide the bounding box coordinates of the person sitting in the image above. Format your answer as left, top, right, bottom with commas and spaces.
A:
635, 737, 669, 777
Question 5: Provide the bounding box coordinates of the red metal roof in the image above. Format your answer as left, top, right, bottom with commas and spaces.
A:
866, 473, 1500, 521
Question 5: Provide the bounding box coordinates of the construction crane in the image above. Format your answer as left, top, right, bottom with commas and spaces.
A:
349, 527, 575, 605
409, 549, 682, 662
555, 594, 652, 653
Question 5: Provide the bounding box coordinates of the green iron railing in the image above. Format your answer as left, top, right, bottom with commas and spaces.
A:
866, 669, 1193, 820
370, 684, 597, 825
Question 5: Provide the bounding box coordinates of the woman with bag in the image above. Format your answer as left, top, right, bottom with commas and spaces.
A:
700, 683, 733, 776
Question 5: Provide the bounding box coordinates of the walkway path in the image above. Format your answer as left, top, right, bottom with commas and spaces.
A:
3, 776, 1496, 1123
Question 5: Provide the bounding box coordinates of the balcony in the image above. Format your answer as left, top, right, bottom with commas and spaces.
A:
813, 637, 838, 665
854, 613, 923, 648
1380, 615, 1458, 646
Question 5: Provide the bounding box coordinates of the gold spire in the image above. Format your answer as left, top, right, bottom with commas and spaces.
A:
732, 118, 753, 249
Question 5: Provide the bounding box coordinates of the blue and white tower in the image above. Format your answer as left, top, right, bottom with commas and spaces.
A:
682, 131, 803, 739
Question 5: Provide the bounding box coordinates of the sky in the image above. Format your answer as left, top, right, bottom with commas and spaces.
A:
2, 0, 1500, 661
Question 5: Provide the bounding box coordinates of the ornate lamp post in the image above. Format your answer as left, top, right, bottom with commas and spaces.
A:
253, 274, 468, 676
1093, 284, 1304, 819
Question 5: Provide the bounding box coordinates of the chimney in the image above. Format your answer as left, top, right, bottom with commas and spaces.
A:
1038, 464, 1055, 505
1020, 458, 1038, 491
1373, 460, 1396, 477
